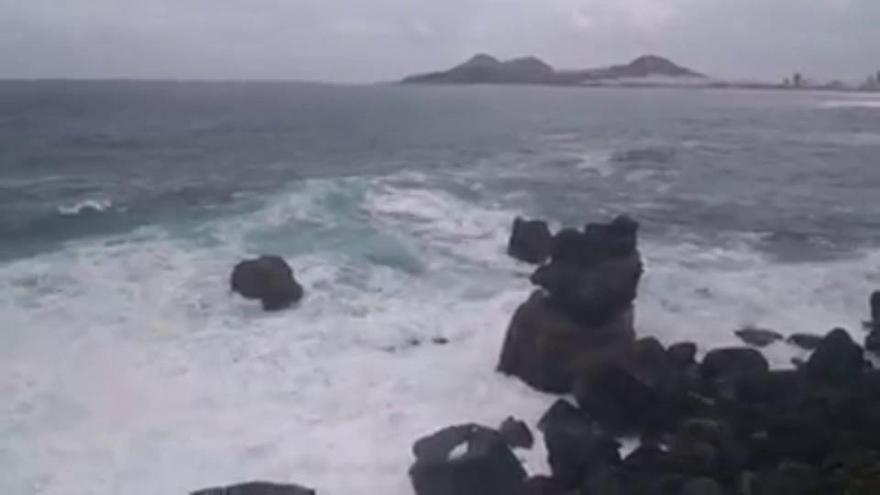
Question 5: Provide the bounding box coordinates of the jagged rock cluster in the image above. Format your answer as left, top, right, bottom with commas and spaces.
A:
499, 215, 642, 393
408, 215, 880, 495
208, 216, 880, 495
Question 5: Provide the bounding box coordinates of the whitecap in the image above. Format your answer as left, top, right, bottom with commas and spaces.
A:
57, 198, 113, 216
821, 99, 880, 109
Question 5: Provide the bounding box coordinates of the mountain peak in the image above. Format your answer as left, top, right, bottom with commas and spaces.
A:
624, 55, 701, 77
463, 54, 501, 67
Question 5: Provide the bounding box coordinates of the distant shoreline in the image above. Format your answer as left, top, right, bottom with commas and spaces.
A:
0, 78, 878, 96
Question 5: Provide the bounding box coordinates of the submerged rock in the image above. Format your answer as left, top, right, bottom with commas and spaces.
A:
231, 255, 304, 311
508, 217, 553, 264
786, 333, 823, 351
734, 328, 783, 348
191, 482, 315, 495
409, 424, 526, 495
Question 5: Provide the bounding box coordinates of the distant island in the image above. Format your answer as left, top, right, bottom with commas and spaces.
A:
402, 54, 705, 86
402, 53, 880, 93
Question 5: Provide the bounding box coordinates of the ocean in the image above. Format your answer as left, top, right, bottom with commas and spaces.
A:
2, 81, 880, 494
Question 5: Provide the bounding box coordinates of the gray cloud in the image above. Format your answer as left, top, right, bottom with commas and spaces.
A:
0, 0, 877, 82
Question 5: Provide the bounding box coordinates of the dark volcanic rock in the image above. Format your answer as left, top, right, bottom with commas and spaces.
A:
871, 291, 880, 327
546, 215, 639, 269
498, 215, 643, 392
668, 418, 747, 480
497, 290, 635, 393
746, 461, 819, 495
518, 476, 568, 495
538, 400, 621, 488
508, 217, 553, 264
409, 424, 526, 495
866, 331, 880, 355
786, 333, 823, 351
701, 348, 769, 384
804, 328, 864, 384
550, 229, 588, 265
734, 328, 784, 348
231, 255, 304, 311
680, 477, 723, 495
573, 359, 664, 435
499, 417, 534, 450
530, 253, 642, 326
667, 342, 698, 368
191, 482, 315, 495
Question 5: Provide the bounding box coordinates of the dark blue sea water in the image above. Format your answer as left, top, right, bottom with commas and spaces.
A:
2, 81, 880, 494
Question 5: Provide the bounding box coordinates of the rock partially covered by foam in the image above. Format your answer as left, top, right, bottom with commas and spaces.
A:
409, 424, 526, 495
191, 481, 315, 495
508, 217, 553, 264
231, 255, 304, 311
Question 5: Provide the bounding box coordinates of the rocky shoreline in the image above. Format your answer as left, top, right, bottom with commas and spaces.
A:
200, 215, 880, 494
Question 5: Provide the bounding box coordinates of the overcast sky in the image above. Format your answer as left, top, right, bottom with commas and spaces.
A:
1, 0, 877, 82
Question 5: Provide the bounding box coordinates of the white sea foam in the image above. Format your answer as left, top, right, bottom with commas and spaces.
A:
1, 176, 878, 494
448, 441, 469, 461
57, 198, 114, 216
821, 98, 880, 109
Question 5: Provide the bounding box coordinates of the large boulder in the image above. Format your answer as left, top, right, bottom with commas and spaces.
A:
700, 348, 769, 394
538, 400, 621, 488
804, 328, 864, 385
498, 291, 635, 393
231, 255, 304, 311
508, 217, 553, 264
499, 417, 534, 450
667, 342, 698, 368
573, 338, 705, 436
409, 424, 526, 495
191, 482, 315, 495
573, 360, 663, 435
498, 215, 643, 393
